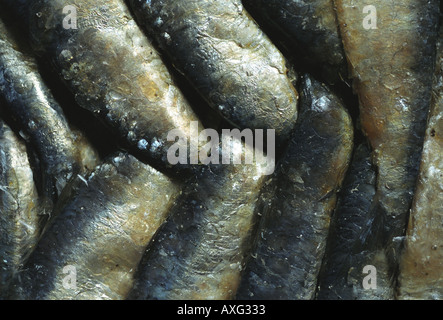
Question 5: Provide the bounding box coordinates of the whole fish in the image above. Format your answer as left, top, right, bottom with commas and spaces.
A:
334, 0, 439, 277
316, 144, 393, 300
127, 137, 271, 300
236, 74, 353, 300
21, 0, 205, 178
242, 0, 347, 85
7, 153, 180, 300
127, 0, 299, 146
0, 16, 99, 206
0, 119, 41, 297
397, 27, 443, 300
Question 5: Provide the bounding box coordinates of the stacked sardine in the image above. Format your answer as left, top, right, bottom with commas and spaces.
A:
0, 0, 441, 300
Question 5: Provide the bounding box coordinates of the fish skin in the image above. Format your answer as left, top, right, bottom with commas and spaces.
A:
334, 0, 439, 276
0, 120, 41, 297
7, 153, 180, 300
127, 138, 270, 300
316, 144, 393, 300
397, 28, 443, 300
127, 0, 299, 146
23, 0, 204, 178
242, 0, 347, 86
235, 74, 353, 300
0, 16, 99, 206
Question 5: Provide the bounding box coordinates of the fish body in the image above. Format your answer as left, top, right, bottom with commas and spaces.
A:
334, 0, 439, 274
128, 137, 271, 300
397, 27, 443, 300
242, 0, 347, 85
0, 16, 99, 205
0, 120, 40, 296
236, 75, 353, 300
127, 0, 299, 146
8, 153, 180, 300
316, 144, 393, 300
24, 0, 204, 177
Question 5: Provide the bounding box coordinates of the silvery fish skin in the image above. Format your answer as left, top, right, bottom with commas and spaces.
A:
397, 28, 443, 300
25, 0, 204, 177
236, 74, 353, 300
0, 120, 40, 296
128, 138, 270, 300
127, 0, 299, 146
7, 153, 180, 300
316, 144, 393, 300
334, 0, 439, 275
0, 17, 99, 205
242, 0, 347, 85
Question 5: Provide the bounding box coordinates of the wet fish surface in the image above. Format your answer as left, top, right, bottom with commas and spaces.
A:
236, 74, 353, 300
397, 27, 443, 300
0, 119, 41, 297
0, 0, 440, 302
242, 0, 347, 85
128, 138, 271, 300
334, 0, 439, 278
22, 0, 204, 178
7, 153, 180, 300
0, 16, 99, 206
127, 0, 299, 145
316, 144, 393, 300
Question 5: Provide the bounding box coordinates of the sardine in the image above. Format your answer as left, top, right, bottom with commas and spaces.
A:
127, 138, 271, 300
316, 144, 393, 300
0, 119, 41, 296
7, 153, 180, 300
235, 74, 353, 300
0, 15, 99, 206
22, 0, 205, 178
127, 0, 299, 146
242, 0, 347, 86
397, 27, 443, 300
334, 0, 439, 277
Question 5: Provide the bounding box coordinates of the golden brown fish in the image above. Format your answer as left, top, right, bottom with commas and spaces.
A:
397, 26, 443, 300
334, 0, 439, 279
